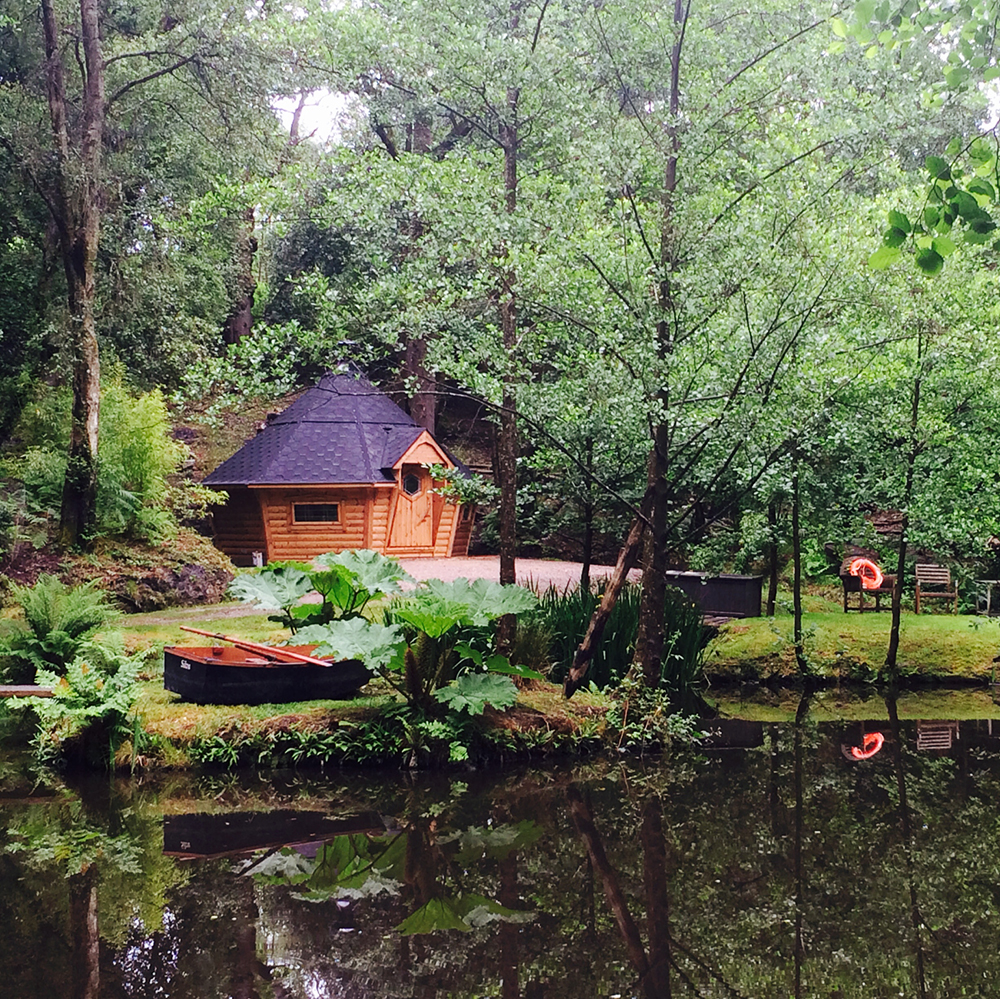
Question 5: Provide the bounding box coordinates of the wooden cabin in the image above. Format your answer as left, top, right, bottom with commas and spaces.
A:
204, 367, 475, 565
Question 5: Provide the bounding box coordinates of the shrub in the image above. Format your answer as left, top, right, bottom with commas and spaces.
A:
95, 380, 184, 539
0, 575, 115, 683
535, 582, 711, 699
30, 640, 143, 768
8, 378, 187, 541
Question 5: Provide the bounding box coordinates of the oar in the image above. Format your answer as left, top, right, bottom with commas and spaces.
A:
179, 627, 332, 667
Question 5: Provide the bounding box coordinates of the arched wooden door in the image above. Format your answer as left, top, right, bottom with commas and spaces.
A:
387, 464, 434, 553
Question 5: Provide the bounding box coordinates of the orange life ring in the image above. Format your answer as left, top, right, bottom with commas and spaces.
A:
850, 732, 885, 760
849, 557, 884, 591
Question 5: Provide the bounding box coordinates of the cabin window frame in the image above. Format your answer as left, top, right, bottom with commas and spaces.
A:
402, 472, 422, 496
292, 502, 341, 525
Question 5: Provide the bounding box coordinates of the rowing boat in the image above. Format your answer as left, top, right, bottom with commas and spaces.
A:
163, 644, 371, 705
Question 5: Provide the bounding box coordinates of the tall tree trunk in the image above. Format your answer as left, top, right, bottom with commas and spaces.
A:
885, 694, 929, 998
42, 0, 104, 547
766, 500, 779, 616
641, 796, 671, 998
634, 0, 686, 686
580, 437, 594, 591
496, 84, 520, 650
886, 327, 923, 674
499, 848, 520, 999
792, 464, 807, 675
405, 335, 437, 434
69, 866, 100, 999
581, 498, 594, 593
223, 205, 258, 346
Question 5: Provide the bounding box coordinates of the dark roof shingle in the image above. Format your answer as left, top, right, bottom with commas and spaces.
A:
204, 368, 424, 487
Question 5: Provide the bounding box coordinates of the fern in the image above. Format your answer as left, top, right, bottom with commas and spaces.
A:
1, 576, 115, 683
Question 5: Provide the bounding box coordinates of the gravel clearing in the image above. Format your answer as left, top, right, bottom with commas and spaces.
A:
125, 556, 639, 624
396, 555, 641, 593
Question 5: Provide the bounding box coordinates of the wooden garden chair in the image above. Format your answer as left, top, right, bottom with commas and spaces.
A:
914, 564, 958, 613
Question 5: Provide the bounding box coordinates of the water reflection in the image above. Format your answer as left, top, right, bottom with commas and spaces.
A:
4, 705, 1000, 997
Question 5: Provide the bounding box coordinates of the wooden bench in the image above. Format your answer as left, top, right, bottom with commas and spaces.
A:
0, 686, 54, 698
915, 564, 958, 613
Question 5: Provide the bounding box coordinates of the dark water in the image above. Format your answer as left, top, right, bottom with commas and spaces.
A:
4, 710, 1000, 998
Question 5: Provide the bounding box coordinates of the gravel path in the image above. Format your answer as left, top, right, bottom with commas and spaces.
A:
396, 555, 640, 592
124, 557, 639, 624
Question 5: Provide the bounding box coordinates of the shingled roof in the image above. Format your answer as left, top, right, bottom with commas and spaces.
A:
203, 367, 428, 487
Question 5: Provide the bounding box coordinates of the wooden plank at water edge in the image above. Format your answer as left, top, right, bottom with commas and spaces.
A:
0, 685, 54, 698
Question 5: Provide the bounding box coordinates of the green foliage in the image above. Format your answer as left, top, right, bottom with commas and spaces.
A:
870, 138, 1000, 273
536, 583, 710, 696
254, 820, 537, 934
228, 564, 313, 622
424, 463, 497, 506
419, 578, 539, 625
5, 380, 190, 542
432, 672, 519, 716
0, 575, 115, 683
534, 583, 639, 690
175, 321, 334, 413
229, 550, 412, 632
379, 579, 540, 712
96, 380, 184, 539
28, 639, 143, 768
296, 617, 404, 670
605, 674, 705, 753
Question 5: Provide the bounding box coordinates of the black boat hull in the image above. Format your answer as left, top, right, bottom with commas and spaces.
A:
164, 646, 371, 705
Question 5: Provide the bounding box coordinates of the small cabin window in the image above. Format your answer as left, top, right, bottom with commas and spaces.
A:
402, 472, 421, 496
293, 503, 339, 523
461, 504, 472, 522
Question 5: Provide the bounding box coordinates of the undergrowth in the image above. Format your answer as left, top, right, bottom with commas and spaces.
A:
186, 702, 605, 769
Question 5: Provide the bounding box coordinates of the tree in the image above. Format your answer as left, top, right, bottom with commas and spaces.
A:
563, 0, 992, 691
1, 0, 285, 543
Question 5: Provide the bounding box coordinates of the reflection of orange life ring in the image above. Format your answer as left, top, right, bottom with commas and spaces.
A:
849, 558, 884, 591
850, 732, 885, 760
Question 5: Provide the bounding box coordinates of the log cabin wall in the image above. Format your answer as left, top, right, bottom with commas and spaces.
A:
452, 505, 475, 556
211, 486, 469, 562
259, 487, 371, 562
368, 488, 394, 552
211, 487, 267, 566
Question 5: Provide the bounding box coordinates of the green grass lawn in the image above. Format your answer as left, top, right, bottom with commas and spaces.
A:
706, 604, 1000, 681
106, 593, 1000, 757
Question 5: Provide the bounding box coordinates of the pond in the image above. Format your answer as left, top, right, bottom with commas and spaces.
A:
3, 698, 1000, 998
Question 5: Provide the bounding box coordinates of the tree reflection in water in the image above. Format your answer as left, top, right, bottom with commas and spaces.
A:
5, 717, 1000, 996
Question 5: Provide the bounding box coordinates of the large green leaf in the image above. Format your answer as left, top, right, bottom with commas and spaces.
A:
433, 672, 518, 715
391, 594, 470, 637
952, 190, 985, 221
887, 210, 911, 233
308, 566, 358, 610
868, 245, 901, 269
967, 178, 996, 200
422, 578, 538, 624
314, 549, 414, 596
228, 566, 312, 610
295, 618, 404, 669
882, 226, 907, 247
395, 897, 473, 935
925, 155, 951, 180
914, 246, 944, 274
